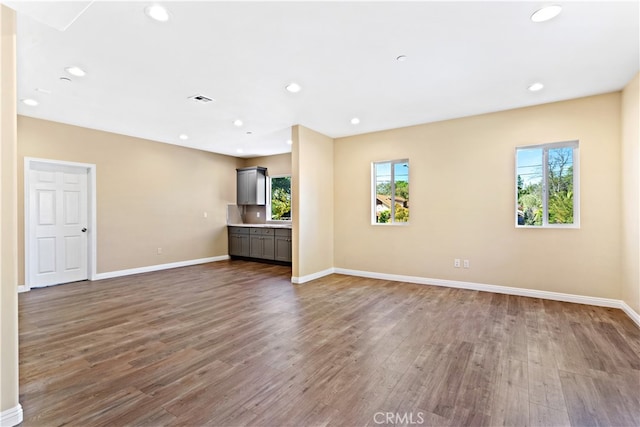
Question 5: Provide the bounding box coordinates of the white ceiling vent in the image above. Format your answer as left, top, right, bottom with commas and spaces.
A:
188, 94, 215, 104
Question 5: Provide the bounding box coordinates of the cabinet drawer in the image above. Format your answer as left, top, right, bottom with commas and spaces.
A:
275, 228, 292, 237
250, 228, 273, 235
229, 227, 249, 235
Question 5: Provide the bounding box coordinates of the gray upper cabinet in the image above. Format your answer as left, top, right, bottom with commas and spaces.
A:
237, 167, 267, 205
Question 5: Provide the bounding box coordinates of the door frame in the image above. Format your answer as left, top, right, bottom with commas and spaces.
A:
24, 157, 97, 290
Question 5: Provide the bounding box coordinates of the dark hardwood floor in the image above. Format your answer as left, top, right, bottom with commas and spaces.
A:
18, 260, 640, 426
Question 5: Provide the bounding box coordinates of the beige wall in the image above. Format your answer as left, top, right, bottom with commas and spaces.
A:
621, 73, 640, 313
17, 116, 241, 281
292, 125, 334, 279
334, 93, 622, 299
243, 153, 291, 176
1, 4, 20, 421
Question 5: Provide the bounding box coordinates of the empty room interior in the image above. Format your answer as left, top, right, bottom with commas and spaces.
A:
1, 1, 639, 426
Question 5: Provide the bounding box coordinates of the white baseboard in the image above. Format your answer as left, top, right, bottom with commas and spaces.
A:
94, 255, 230, 280
0, 404, 23, 427
19, 257, 230, 290
291, 267, 335, 284
620, 301, 640, 327
334, 267, 640, 327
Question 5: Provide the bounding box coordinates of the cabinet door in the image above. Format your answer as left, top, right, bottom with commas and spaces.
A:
237, 170, 251, 205
249, 234, 263, 258
262, 235, 275, 260
229, 227, 250, 257
238, 234, 250, 257
229, 234, 241, 256
230, 234, 251, 257
274, 235, 292, 262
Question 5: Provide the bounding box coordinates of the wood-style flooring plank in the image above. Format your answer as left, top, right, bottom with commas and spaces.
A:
18, 260, 640, 426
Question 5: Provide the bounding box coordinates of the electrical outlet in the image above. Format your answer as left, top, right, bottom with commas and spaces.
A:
454, 258, 461, 268
157, 247, 162, 255
463, 259, 470, 268
257, 212, 260, 218
203, 211, 208, 218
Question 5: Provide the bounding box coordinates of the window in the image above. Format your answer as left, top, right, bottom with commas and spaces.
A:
516, 141, 579, 227
268, 175, 291, 221
372, 159, 409, 224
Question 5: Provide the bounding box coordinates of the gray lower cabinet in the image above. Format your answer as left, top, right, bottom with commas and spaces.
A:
249, 228, 275, 260
228, 227, 250, 257
228, 226, 291, 263
274, 229, 292, 262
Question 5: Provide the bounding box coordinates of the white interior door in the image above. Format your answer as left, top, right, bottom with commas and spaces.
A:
29, 167, 88, 287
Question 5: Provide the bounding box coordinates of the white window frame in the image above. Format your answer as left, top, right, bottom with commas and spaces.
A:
267, 174, 292, 223
371, 159, 410, 226
515, 140, 580, 229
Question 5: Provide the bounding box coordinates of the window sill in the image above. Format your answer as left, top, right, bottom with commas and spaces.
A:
515, 224, 580, 229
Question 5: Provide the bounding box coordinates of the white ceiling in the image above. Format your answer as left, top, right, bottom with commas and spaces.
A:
9, 1, 640, 158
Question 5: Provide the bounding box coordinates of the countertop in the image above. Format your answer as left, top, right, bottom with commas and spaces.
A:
227, 223, 292, 229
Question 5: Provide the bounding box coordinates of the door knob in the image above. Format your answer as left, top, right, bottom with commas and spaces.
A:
81, 228, 87, 232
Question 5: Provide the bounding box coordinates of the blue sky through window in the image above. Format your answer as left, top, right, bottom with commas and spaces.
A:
394, 162, 409, 182
517, 148, 542, 185
375, 162, 391, 183
375, 162, 409, 184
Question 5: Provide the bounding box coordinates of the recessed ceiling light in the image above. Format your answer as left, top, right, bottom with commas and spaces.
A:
233, 119, 243, 127
246, 131, 253, 135
21, 98, 39, 106
179, 134, 189, 140
237, 148, 244, 154
350, 117, 360, 125
145, 4, 170, 22
396, 55, 408, 62
65, 66, 86, 77
528, 82, 545, 92
285, 82, 301, 93
286, 139, 293, 145
59, 77, 71, 82
531, 5, 562, 23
